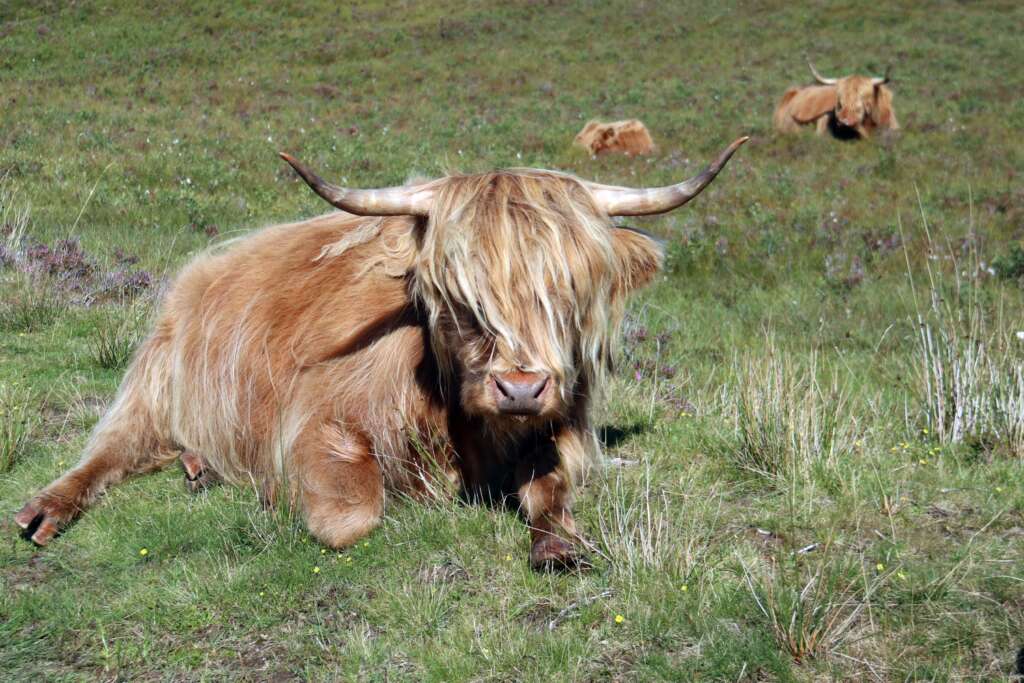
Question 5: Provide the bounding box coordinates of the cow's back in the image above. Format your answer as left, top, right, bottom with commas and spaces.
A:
774, 85, 837, 132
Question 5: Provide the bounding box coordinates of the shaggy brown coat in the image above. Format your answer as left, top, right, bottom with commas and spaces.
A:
574, 119, 655, 156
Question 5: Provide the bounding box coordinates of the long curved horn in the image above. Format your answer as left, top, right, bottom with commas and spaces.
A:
807, 60, 838, 85
871, 65, 892, 86
584, 136, 748, 216
279, 152, 434, 216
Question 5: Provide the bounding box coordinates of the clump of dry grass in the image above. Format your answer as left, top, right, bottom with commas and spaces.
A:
593, 464, 720, 583
914, 313, 1024, 456
88, 303, 148, 370
721, 348, 855, 484
905, 201, 1024, 457
0, 271, 68, 332
0, 381, 38, 473
741, 548, 885, 663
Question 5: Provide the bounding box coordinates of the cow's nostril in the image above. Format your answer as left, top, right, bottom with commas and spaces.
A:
494, 376, 514, 399
530, 377, 548, 398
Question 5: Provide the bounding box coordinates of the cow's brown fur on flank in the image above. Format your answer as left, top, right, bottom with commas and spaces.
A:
15, 168, 667, 568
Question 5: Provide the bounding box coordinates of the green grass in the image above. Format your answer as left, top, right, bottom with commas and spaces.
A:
2, 0, 1023, 680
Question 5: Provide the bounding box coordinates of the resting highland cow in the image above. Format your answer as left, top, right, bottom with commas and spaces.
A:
773, 61, 898, 139
574, 119, 655, 156
16, 137, 746, 570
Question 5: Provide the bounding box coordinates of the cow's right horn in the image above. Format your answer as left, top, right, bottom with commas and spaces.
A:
870, 65, 892, 86
807, 60, 838, 85
279, 153, 434, 216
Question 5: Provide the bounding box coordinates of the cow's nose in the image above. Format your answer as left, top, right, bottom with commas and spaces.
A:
492, 372, 549, 415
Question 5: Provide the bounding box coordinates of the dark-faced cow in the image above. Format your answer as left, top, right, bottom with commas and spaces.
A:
773, 61, 898, 139
15, 137, 746, 570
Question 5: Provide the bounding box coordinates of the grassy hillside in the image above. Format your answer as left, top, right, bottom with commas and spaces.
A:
2, 1, 1023, 680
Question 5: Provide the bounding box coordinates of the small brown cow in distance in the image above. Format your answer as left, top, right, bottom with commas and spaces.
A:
15, 137, 746, 570
773, 61, 899, 140
574, 119, 655, 156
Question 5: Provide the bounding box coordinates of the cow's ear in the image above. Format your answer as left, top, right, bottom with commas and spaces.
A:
873, 84, 897, 128
611, 226, 664, 295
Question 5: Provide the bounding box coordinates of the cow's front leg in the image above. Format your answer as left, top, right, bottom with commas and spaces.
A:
815, 115, 830, 136
294, 422, 384, 548
516, 436, 589, 572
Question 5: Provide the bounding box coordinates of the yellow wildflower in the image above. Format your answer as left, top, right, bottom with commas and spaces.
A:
312, 566, 321, 574
614, 614, 625, 624
139, 548, 149, 557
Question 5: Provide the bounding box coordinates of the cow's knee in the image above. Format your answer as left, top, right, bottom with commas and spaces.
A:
296, 423, 384, 548
305, 500, 382, 548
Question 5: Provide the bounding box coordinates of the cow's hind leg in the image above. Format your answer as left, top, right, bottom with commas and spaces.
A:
180, 451, 221, 494
15, 419, 177, 544
15, 348, 175, 544
295, 422, 383, 548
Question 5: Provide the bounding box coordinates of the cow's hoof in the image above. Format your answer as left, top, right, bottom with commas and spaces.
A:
181, 451, 218, 494
530, 535, 591, 573
14, 495, 72, 546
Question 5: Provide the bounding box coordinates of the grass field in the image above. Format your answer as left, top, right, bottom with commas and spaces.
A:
2, 1, 1023, 680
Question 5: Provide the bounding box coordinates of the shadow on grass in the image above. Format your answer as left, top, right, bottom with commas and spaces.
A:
599, 422, 650, 449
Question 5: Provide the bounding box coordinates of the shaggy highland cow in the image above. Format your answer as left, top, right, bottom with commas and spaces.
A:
16, 137, 746, 569
773, 61, 899, 139
574, 119, 655, 156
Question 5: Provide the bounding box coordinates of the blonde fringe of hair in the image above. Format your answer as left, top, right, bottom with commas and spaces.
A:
331, 171, 624, 401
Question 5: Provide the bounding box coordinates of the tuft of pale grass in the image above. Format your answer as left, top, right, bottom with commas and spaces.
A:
0, 175, 31, 255
914, 316, 1024, 456
721, 348, 854, 485
742, 548, 885, 664
88, 303, 149, 370
0, 381, 38, 473
904, 197, 1024, 457
593, 464, 719, 583
0, 271, 67, 332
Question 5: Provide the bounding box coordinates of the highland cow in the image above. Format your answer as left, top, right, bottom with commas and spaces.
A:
15, 137, 746, 570
773, 61, 899, 139
574, 119, 655, 156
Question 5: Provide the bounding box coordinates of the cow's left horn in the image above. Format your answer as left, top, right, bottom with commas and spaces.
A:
807, 60, 838, 85
584, 136, 748, 217
279, 153, 434, 216
871, 65, 892, 86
